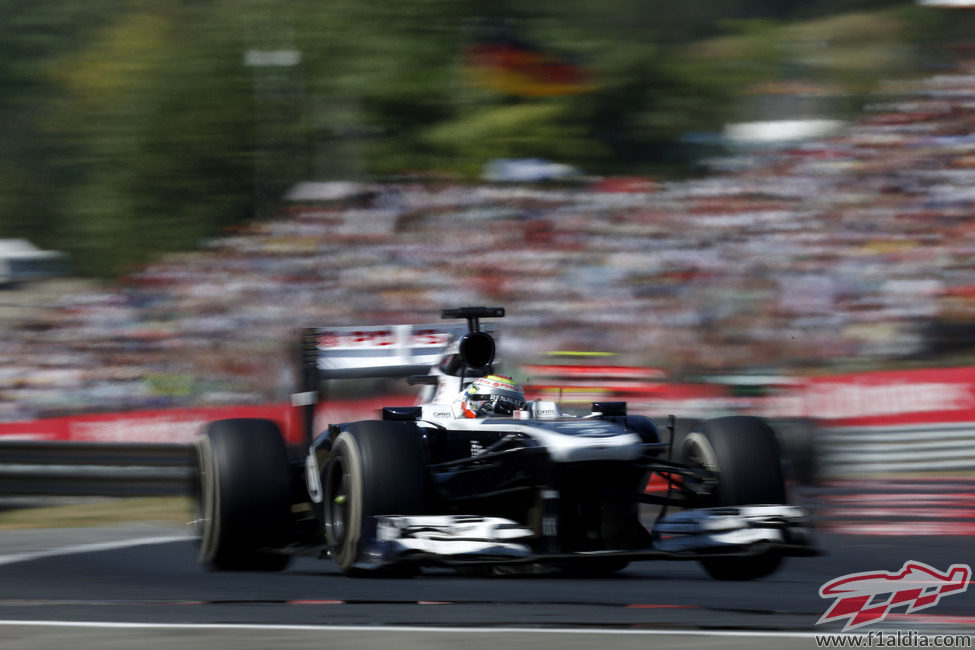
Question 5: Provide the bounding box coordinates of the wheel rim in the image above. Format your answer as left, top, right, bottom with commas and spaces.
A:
682, 432, 719, 506
323, 452, 351, 549
683, 426, 784, 580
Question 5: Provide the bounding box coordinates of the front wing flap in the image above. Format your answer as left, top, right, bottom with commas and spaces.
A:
351, 506, 817, 570
651, 504, 813, 553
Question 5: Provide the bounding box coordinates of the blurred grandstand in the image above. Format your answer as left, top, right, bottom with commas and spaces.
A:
4, 57, 975, 423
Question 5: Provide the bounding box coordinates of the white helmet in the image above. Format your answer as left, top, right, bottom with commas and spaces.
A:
454, 374, 526, 418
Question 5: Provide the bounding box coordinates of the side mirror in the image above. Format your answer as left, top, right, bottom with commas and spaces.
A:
458, 331, 495, 370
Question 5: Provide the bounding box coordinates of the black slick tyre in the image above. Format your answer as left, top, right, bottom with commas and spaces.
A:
322, 420, 428, 574
679, 415, 787, 581
195, 418, 292, 571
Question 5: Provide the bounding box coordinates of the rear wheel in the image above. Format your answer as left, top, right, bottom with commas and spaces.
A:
322, 421, 428, 573
195, 418, 292, 571
680, 416, 786, 580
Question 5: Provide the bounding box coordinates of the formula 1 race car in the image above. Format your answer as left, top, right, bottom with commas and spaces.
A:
192, 307, 815, 579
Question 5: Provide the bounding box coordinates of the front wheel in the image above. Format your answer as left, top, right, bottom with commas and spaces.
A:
322, 421, 429, 573
680, 416, 787, 581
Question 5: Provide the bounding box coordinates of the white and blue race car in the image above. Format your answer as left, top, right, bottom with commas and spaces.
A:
193, 307, 815, 579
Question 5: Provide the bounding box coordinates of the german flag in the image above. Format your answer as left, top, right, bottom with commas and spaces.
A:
465, 32, 593, 97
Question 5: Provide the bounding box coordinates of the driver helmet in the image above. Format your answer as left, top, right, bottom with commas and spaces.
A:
455, 374, 526, 418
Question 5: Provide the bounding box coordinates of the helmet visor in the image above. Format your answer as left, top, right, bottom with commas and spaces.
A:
469, 392, 524, 416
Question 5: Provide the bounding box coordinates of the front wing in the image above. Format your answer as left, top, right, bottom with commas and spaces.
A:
351, 505, 817, 570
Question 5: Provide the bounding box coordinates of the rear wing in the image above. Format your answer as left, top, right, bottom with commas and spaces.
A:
293, 307, 505, 446
300, 324, 469, 382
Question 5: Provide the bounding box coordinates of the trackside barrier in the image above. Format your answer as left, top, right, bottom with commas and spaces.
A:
818, 422, 975, 475
0, 440, 194, 497
0, 398, 402, 496
0, 397, 401, 497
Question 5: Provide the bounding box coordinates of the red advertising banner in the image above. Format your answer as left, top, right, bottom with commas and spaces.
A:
759, 367, 975, 427
0, 404, 296, 444
0, 396, 399, 445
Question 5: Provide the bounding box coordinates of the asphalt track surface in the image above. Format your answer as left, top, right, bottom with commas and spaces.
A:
0, 531, 973, 649
1, 484, 974, 649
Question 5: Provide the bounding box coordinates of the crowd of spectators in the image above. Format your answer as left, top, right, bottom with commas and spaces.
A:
3, 59, 975, 422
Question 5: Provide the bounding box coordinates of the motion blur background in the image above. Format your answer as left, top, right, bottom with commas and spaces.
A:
2, 0, 975, 425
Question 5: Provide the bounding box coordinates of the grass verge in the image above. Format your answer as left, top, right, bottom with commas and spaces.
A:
0, 496, 193, 532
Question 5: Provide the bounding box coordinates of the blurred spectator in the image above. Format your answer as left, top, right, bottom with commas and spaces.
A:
4, 59, 975, 420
